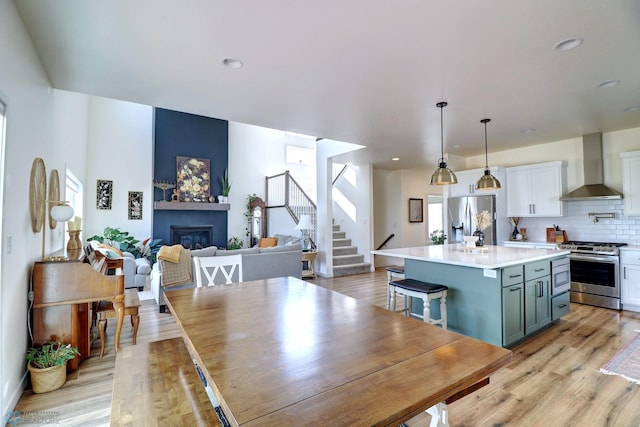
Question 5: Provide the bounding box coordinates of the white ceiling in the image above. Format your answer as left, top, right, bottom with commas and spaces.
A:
14, 0, 640, 169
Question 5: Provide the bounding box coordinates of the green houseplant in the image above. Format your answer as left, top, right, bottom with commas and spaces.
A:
218, 168, 231, 203
430, 229, 447, 245
87, 227, 140, 254
226, 236, 244, 250
26, 342, 80, 393
87, 227, 161, 264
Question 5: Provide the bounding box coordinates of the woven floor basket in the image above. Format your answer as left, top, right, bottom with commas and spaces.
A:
27, 363, 66, 393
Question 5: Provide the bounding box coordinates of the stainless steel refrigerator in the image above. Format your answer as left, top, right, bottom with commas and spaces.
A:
447, 195, 497, 245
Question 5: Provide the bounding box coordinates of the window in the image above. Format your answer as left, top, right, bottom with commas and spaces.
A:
427, 195, 443, 237
65, 168, 83, 229
286, 145, 315, 166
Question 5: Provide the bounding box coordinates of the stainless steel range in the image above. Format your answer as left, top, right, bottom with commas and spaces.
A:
558, 241, 627, 310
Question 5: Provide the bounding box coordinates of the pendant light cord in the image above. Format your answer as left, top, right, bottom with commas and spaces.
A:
436, 101, 448, 162
481, 118, 491, 168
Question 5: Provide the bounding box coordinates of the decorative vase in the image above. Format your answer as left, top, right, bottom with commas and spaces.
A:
27, 363, 67, 393
473, 229, 485, 247
67, 230, 81, 251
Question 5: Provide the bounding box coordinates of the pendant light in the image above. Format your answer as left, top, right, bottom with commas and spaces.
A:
476, 118, 502, 190
429, 102, 458, 185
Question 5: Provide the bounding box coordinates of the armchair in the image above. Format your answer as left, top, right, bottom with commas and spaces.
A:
121, 252, 151, 290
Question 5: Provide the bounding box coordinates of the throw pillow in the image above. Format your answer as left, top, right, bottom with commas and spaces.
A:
258, 237, 278, 248
97, 243, 123, 257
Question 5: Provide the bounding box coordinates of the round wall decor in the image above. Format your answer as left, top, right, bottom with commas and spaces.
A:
29, 157, 47, 233
48, 169, 60, 229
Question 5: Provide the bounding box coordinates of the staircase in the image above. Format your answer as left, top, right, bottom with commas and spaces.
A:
332, 223, 371, 277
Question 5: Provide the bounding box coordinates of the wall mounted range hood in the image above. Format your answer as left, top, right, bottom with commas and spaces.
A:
560, 133, 623, 201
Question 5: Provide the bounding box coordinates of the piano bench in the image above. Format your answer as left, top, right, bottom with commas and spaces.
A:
111, 338, 219, 425
95, 288, 141, 358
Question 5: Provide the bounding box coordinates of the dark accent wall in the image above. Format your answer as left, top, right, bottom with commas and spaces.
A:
153, 108, 229, 247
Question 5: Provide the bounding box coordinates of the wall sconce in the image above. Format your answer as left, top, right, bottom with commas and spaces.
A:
42, 200, 75, 261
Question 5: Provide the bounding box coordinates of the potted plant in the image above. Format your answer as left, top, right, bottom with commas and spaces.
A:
87, 227, 140, 253
218, 168, 231, 203
226, 236, 244, 250
430, 229, 447, 245
26, 342, 80, 393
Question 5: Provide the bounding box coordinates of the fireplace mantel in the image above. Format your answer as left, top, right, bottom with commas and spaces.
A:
154, 202, 230, 211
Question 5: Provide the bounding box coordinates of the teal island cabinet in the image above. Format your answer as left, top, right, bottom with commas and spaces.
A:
372, 245, 570, 347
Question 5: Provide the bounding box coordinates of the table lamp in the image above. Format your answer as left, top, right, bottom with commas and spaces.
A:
296, 214, 313, 250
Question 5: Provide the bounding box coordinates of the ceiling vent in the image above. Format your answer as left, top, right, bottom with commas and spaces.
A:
561, 133, 623, 201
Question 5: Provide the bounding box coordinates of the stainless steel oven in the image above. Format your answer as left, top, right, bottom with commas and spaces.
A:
559, 241, 626, 310
551, 257, 570, 296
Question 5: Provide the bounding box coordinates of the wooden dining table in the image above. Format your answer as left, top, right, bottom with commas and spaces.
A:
164, 276, 512, 426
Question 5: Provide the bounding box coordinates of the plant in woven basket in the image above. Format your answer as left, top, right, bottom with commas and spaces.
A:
26, 341, 80, 369
26, 342, 80, 393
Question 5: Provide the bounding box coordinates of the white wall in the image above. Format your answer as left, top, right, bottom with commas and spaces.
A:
84, 97, 153, 243
372, 167, 444, 267
0, 1, 91, 417
227, 122, 316, 245
332, 163, 374, 267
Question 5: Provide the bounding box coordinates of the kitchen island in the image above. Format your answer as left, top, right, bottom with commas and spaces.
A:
372, 244, 570, 347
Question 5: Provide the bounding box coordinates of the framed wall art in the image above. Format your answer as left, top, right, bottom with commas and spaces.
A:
409, 198, 423, 223
96, 179, 113, 210
176, 156, 211, 202
128, 191, 143, 220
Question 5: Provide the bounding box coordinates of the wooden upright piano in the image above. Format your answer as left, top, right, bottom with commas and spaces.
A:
32, 253, 125, 370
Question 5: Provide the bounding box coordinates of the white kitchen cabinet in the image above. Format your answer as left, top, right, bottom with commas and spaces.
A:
620, 151, 640, 216
506, 161, 566, 217
621, 248, 640, 312
446, 167, 505, 198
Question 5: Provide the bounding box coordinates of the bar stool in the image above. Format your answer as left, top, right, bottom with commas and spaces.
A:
385, 265, 405, 310
388, 278, 448, 329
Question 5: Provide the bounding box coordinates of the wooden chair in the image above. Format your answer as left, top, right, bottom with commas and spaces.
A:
95, 288, 141, 358
193, 255, 243, 287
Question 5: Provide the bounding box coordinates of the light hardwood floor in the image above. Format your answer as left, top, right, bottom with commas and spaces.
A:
12, 268, 640, 426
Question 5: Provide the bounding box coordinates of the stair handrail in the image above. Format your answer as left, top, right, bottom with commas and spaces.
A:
332, 164, 349, 186
266, 171, 317, 246
376, 234, 395, 250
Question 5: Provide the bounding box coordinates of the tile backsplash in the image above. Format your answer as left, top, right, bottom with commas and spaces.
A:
511, 199, 640, 245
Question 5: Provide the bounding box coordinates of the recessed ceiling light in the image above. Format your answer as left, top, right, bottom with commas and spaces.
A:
521, 128, 535, 134
597, 80, 621, 88
222, 58, 243, 69
554, 37, 583, 52
392, 157, 400, 161
453, 144, 461, 149
625, 106, 640, 112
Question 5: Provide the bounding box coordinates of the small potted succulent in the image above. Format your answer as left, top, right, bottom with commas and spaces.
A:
26, 342, 80, 393
218, 168, 231, 203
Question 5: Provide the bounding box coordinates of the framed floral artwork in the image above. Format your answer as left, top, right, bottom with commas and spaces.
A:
409, 198, 423, 223
176, 156, 211, 202
128, 191, 143, 220
96, 180, 113, 210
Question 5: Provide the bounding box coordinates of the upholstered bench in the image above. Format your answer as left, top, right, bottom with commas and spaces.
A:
388, 278, 448, 329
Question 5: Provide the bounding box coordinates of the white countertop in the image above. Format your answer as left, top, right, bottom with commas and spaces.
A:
372, 244, 570, 270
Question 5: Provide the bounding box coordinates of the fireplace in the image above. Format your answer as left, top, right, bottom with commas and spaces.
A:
170, 225, 213, 249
